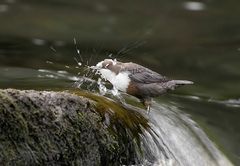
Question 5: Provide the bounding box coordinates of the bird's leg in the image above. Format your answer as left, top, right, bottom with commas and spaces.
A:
141, 97, 152, 113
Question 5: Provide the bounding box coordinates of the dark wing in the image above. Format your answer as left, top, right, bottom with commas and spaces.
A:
120, 62, 168, 84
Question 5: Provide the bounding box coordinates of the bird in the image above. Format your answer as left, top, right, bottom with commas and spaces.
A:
95, 59, 193, 110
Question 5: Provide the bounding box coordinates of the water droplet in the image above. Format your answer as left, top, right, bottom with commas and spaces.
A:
50, 46, 56, 52
183, 1, 206, 11
73, 38, 77, 45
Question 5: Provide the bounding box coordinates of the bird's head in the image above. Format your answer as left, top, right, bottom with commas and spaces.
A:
96, 59, 117, 69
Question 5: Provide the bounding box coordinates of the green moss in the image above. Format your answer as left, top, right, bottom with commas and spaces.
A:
71, 90, 151, 164
71, 90, 149, 130
0, 89, 151, 165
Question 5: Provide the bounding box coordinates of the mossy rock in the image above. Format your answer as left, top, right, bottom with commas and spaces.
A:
0, 89, 148, 165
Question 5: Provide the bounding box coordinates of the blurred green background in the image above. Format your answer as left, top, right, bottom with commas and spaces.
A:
0, 0, 239, 164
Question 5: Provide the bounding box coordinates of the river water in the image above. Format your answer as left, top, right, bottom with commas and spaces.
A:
0, 0, 240, 165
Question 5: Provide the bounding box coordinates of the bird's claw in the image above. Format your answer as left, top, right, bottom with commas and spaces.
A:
146, 105, 151, 114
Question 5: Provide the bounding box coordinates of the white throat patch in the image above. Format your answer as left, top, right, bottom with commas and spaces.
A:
98, 69, 130, 92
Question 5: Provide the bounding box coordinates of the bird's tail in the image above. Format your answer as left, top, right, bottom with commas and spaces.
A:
170, 80, 194, 85
139, 80, 193, 96
165, 80, 194, 90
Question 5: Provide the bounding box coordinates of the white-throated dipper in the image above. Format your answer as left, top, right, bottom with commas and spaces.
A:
95, 59, 193, 110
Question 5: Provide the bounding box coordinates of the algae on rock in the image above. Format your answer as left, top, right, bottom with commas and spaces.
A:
0, 89, 146, 165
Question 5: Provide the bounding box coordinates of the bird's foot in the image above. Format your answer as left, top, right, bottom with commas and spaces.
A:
141, 98, 152, 114
146, 105, 151, 114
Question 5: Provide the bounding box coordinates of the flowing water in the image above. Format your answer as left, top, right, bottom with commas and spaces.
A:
1, 0, 240, 165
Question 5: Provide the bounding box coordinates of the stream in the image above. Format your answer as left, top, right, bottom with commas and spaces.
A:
1, 0, 240, 165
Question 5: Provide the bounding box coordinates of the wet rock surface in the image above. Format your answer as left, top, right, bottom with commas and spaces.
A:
0, 89, 138, 165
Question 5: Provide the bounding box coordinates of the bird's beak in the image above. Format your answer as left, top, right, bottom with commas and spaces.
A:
90, 61, 103, 70
96, 61, 103, 68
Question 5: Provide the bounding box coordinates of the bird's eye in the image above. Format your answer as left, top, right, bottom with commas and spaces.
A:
105, 64, 109, 68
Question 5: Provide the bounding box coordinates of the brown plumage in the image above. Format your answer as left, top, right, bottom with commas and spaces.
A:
96, 59, 193, 110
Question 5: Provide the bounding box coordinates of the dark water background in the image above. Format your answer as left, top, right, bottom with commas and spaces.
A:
0, 0, 240, 164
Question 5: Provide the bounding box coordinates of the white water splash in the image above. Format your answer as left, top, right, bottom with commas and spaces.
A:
97, 78, 107, 95
111, 86, 119, 96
